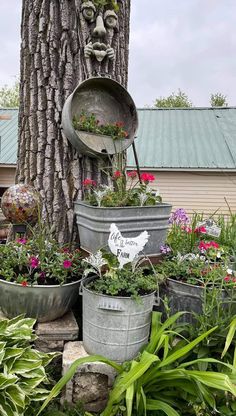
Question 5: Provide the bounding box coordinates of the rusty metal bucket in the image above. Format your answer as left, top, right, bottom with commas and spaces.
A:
62, 77, 138, 157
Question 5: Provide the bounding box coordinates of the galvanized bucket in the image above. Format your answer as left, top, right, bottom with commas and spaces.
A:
62, 77, 138, 157
81, 278, 157, 362
0, 279, 81, 322
74, 201, 172, 256
159, 278, 236, 324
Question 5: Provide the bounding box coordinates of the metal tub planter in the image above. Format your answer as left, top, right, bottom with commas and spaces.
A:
159, 278, 235, 324
74, 201, 172, 256
0, 279, 81, 322
81, 278, 156, 362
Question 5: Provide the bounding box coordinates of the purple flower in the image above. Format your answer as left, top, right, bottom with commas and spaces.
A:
169, 208, 189, 225
160, 244, 171, 255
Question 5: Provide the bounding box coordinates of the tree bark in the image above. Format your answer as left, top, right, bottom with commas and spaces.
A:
16, 0, 130, 243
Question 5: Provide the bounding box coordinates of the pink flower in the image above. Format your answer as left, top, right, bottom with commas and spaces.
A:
16, 238, 27, 244
140, 173, 155, 183
224, 276, 231, 282
21, 281, 28, 287
39, 271, 46, 281
113, 170, 122, 179
182, 225, 192, 233
127, 171, 138, 179
29, 256, 39, 268
83, 179, 96, 187
63, 260, 72, 269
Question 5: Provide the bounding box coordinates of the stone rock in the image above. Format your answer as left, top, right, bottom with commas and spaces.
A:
62, 341, 117, 413
35, 310, 79, 353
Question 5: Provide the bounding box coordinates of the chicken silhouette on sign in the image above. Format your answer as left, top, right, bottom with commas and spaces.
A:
108, 223, 149, 268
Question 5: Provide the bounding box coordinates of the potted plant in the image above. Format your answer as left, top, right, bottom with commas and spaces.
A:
156, 208, 236, 322
74, 164, 172, 256
0, 225, 84, 322
80, 250, 160, 362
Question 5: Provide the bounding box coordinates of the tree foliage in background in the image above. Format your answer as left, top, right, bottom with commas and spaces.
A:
0, 80, 19, 108
154, 89, 192, 108
210, 92, 228, 107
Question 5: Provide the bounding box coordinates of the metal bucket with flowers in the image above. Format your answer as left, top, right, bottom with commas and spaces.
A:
155, 208, 236, 323
0, 184, 84, 322
74, 169, 172, 256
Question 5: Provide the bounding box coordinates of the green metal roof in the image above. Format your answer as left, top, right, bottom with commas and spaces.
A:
127, 107, 236, 170
0, 108, 18, 164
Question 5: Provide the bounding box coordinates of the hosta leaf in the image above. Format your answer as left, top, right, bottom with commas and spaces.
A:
7, 316, 36, 330
4, 348, 25, 360
19, 367, 46, 379
11, 359, 42, 373
6, 385, 26, 409
19, 377, 46, 394
146, 399, 180, 416
0, 394, 16, 416
0, 374, 18, 389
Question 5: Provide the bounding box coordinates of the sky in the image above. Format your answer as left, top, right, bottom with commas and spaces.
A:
0, 0, 235, 107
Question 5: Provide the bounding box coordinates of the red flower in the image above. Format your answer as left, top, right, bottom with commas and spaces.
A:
29, 256, 39, 268
194, 226, 206, 234
83, 179, 96, 187
127, 171, 138, 179
21, 281, 28, 287
113, 170, 122, 179
63, 260, 72, 269
224, 275, 231, 282
140, 173, 155, 183
209, 241, 219, 249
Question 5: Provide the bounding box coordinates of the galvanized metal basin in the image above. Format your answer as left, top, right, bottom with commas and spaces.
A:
159, 278, 235, 324
74, 201, 172, 256
81, 278, 155, 362
62, 77, 138, 156
0, 279, 81, 322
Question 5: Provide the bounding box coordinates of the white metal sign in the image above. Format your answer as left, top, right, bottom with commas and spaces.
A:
197, 219, 221, 238
108, 223, 149, 268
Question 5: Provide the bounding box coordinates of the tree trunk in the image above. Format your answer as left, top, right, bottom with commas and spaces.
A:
16, 0, 130, 243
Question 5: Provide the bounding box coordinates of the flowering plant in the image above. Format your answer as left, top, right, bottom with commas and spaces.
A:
82, 170, 162, 207
0, 233, 83, 286
157, 208, 233, 287
82, 250, 159, 299
73, 111, 128, 140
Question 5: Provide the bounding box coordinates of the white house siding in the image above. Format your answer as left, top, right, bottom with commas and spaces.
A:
142, 171, 236, 216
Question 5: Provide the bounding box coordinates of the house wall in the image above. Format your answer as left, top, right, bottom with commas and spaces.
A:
148, 170, 236, 216
0, 166, 16, 188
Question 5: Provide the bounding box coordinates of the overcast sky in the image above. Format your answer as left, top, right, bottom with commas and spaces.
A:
0, 0, 235, 107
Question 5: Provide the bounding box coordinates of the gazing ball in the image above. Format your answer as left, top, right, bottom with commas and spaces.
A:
1, 184, 41, 224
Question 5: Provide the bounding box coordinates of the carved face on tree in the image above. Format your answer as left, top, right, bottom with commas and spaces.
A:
81, 0, 118, 64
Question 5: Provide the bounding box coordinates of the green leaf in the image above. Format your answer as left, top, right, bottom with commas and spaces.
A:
0, 374, 18, 389
222, 316, 236, 358
146, 399, 180, 415
157, 327, 217, 369
102, 351, 159, 416
126, 361, 137, 416
6, 385, 26, 409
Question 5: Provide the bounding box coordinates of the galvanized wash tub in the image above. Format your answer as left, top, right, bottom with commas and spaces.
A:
62, 77, 138, 157
159, 278, 235, 324
81, 279, 156, 362
74, 201, 172, 256
0, 279, 81, 322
